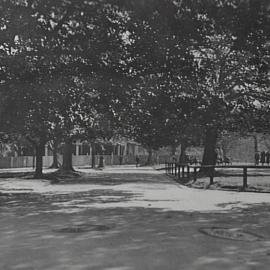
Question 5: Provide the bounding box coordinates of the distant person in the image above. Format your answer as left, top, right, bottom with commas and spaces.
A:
135, 155, 140, 167
224, 156, 232, 165
260, 151, 266, 166
255, 152, 260, 166
266, 151, 270, 166
119, 155, 123, 165
98, 155, 104, 168
214, 149, 219, 164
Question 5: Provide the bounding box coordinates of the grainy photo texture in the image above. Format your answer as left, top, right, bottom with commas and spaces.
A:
0, 1, 270, 269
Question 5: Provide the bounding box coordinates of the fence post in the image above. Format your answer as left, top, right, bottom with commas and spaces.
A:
243, 167, 248, 189
174, 163, 177, 176
210, 167, 214, 185
187, 165, 190, 179
182, 165, 185, 178
178, 165, 180, 179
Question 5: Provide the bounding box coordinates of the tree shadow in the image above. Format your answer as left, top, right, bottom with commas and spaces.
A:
0, 171, 35, 179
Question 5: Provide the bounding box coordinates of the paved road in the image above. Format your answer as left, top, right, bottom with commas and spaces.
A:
1, 165, 270, 270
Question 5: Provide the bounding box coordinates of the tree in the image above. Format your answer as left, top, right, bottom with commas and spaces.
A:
0, 78, 55, 177
0, 0, 130, 175
111, 0, 199, 164
1, 0, 269, 175
187, 0, 270, 169
118, 0, 269, 169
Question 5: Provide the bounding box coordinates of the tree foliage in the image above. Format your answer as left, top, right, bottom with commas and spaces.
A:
1, 0, 269, 173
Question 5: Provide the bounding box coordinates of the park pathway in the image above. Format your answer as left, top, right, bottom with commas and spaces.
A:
1, 165, 270, 212
1, 165, 270, 269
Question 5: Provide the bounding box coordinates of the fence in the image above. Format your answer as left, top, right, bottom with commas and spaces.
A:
0, 154, 171, 169
165, 162, 191, 180
165, 162, 270, 190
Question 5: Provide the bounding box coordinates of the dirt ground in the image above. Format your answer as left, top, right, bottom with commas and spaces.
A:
1, 165, 270, 270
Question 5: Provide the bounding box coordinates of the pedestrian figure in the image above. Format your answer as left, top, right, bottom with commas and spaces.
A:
260, 151, 266, 165
224, 156, 232, 165
135, 155, 140, 167
255, 152, 260, 166
266, 151, 270, 166
119, 155, 123, 165
98, 155, 104, 168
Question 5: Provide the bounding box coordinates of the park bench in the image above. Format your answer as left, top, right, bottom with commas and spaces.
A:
165, 162, 270, 190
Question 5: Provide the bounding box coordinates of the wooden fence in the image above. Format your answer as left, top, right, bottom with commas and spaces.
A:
165, 162, 270, 190
0, 154, 170, 169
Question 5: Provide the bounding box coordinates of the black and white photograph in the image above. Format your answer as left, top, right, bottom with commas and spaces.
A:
0, 0, 270, 269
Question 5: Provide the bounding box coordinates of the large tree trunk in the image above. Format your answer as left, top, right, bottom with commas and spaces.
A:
91, 143, 96, 168
61, 139, 74, 172
179, 140, 188, 164
201, 127, 218, 174
34, 142, 45, 178
145, 148, 153, 165
50, 140, 60, 168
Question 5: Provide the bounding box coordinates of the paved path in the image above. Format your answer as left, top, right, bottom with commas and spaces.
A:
1, 165, 270, 269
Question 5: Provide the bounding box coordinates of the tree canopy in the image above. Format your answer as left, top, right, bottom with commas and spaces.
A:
1, 0, 269, 172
